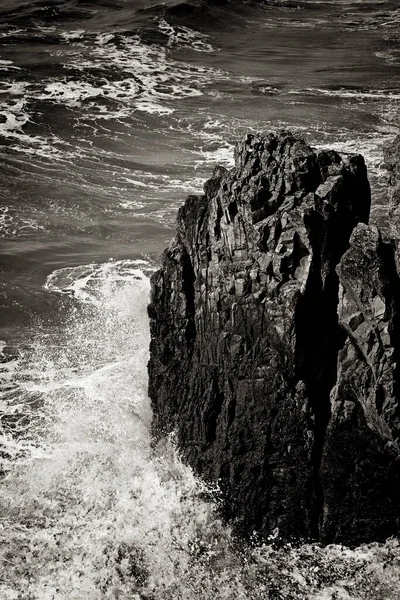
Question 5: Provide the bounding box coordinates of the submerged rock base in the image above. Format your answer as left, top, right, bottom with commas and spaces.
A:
148, 131, 400, 546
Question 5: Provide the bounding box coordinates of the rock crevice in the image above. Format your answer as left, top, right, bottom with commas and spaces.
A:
148, 130, 400, 546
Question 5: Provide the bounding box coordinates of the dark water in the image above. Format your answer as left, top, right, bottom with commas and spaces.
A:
1, 1, 400, 598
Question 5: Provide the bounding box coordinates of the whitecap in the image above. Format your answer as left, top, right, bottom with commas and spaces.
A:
0, 59, 21, 71
0, 81, 29, 96
40, 80, 102, 106
0, 28, 24, 39
159, 19, 216, 53
196, 143, 235, 168
135, 100, 174, 115
376, 49, 400, 66
61, 29, 85, 42
44, 259, 155, 304
56, 30, 227, 118
0, 98, 30, 133
287, 87, 400, 101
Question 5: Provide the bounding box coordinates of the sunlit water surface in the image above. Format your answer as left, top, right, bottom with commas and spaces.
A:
1, 0, 400, 597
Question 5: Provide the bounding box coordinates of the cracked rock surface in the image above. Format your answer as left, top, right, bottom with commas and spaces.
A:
148, 130, 400, 545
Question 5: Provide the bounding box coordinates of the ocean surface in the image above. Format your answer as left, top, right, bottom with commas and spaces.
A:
1, 0, 400, 598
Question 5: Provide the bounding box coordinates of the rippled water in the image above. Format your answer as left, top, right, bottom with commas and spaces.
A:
1, 0, 400, 597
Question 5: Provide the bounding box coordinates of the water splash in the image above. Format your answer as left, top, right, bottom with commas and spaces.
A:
0, 261, 233, 599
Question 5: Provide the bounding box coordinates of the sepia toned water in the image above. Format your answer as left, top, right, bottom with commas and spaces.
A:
1, 1, 400, 597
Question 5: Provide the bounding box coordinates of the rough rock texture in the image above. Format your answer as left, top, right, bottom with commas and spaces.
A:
384, 134, 400, 208
317, 137, 400, 543
383, 135, 400, 240
148, 130, 386, 544
321, 223, 400, 544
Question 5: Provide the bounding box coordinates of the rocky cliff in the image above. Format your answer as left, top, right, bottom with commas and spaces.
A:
148, 130, 400, 546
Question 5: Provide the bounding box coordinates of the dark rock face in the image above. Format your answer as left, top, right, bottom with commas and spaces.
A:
148, 130, 399, 545
384, 134, 400, 207
321, 224, 400, 544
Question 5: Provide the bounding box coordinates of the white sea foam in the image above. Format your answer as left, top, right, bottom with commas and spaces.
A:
119, 170, 206, 196
196, 142, 235, 167
55, 31, 224, 117
0, 206, 15, 237
40, 80, 102, 106
0, 261, 227, 598
0, 59, 21, 71
159, 19, 216, 53
0, 28, 24, 39
343, 6, 400, 31
119, 199, 147, 210
0, 98, 30, 133
0, 204, 48, 238
376, 49, 400, 66
44, 259, 155, 303
0, 81, 29, 96
61, 29, 85, 42
0, 28, 230, 157
134, 100, 174, 115
288, 87, 400, 101
0, 92, 69, 159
